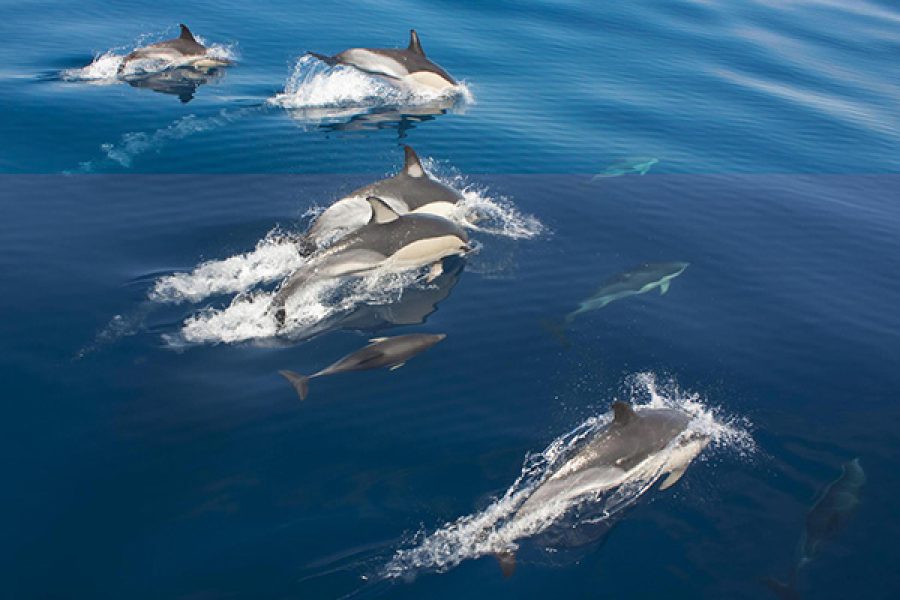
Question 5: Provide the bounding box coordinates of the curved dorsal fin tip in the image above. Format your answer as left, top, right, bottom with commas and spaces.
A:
612, 402, 636, 424
408, 29, 424, 56
179, 24, 196, 41
403, 145, 424, 177
366, 196, 400, 224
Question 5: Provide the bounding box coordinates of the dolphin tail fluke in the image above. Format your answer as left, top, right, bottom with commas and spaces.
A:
763, 577, 800, 600
494, 550, 516, 578
306, 51, 340, 67
279, 370, 310, 400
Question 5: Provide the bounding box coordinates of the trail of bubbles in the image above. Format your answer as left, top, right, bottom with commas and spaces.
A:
72, 106, 258, 173
380, 374, 754, 580
151, 230, 306, 304
170, 267, 427, 346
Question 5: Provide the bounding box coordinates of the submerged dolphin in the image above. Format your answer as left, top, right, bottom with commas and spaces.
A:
117, 24, 231, 75
592, 157, 659, 179
766, 459, 866, 599
496, 402, 709, 576
308, 30, 458, 92
270, 197, 470, 327
564, 262, 689, 325
303, 145, 464, 250
279, 333, 446, 400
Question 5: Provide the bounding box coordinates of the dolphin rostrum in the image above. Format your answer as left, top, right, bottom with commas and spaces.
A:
270, 197, 470, 327
496, 402, 709, 576
302, 145, 464, 251
766, 458, 866, 599
118, 24, 232, 76
279, 333, 446, 400
308, 30, 458, 92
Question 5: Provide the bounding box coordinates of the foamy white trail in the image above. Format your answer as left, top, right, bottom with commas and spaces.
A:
173, 267, 425, 345
269, 55, 474, 122
148, 159, 541, 345
381, 374, 755, 580
61, 32, 237, 84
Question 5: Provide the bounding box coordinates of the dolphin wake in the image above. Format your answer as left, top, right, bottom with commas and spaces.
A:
380, 374, 755, 580
268, 55, 473, 124
148, 167, 542, 345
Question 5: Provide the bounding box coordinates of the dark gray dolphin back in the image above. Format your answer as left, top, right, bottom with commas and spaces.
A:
338, 30, 456, 84
341, 197, 468, 256
163, 24, 206, 55
582, 403, 691, 472
356, 146, 463, 210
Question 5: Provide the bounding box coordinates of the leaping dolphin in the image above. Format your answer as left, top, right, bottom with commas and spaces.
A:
279, 333, 446, 400
496, 402, 709, 576
302, 145, 464, 251
117, 24, 232, 76
308, 30, 458, 92
270, 197, 471, 327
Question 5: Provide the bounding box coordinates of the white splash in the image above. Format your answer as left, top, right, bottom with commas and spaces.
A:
60, 32, 237, 84
381, 374, 754, 580
173, 267, 425, 345
151, 230, 306, 303
147, 156, 541, 345
269, 55, 474, 115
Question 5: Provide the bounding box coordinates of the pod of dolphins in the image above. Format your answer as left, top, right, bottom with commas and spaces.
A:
83, 24, 865, 591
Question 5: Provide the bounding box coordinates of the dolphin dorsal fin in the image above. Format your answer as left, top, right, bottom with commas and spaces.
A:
403, 145, 425, 178
366, 197, 400, 224
408, 29, 425, 56
179, 24, 197, 42
612, 402, 636, 425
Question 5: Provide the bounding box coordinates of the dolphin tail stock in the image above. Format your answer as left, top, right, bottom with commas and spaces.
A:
279, 370, 311, 400
306, 51, 341, 67
493, 550, 516, 578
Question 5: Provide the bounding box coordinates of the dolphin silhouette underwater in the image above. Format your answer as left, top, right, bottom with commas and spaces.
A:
308, 30, 458, 92
269, 197, 471, 328
300, 145, 464, 251
766, 458, 866, 599
279, 333, 446, 400
492, 401, 709, 576
117, 24, 232, 76
542, 262, 689, 343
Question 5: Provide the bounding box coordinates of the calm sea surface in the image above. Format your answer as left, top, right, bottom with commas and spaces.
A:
2, 1, 899, 598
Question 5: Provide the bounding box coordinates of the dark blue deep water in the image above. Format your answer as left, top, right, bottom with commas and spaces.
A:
2, 1, 900, 599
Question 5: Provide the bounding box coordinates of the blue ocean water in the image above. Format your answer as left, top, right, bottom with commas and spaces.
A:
2, 1, 900, 599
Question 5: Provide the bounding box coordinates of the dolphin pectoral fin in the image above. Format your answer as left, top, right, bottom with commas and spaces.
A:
494, 550, 516, 578
660, 281, 670, 295
279, 370, 310, 401
425, 261, 443, 283
659, 467, 687, 490
389, 362, 405, 371
306, 51, 340, 67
